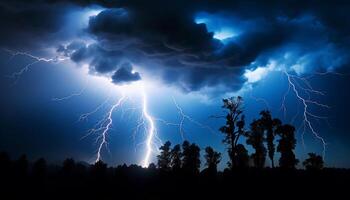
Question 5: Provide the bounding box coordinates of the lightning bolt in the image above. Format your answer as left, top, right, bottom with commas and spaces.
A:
78, 94, 112, 122
4, 47, 332, 164
172, 96, 215, 139
3, 49, 67, 84
249, 90, 271, 110
283, 70, 328, 158
3, 48, 163, 166
84, 93, 126, 163
136, 93, 216, 167
141, 91, 157, 167
52, 85, 87, 101
243, 64, 334, 159
96, 94, 126, 162
79, 87, 159, 167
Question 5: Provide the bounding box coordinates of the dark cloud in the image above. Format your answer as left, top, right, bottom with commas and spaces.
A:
111, 63, 141, 84
0, 2, 67, 49
59, 42, 125, 75
0, 0, 116, 50
1, 0, 350, 91
81, 0, 350, 90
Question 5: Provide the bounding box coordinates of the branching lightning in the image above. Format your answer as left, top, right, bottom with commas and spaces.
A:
52, 85, 87, 101
3, 49, 67, 84
249, 91, 271, 110
78, 94, 112, 122
77, 86, 160, 166
89, 93, 126, 163
141, 91, 156, 167
8, 47, 330, 166
282, 70, 328, 158
172, 96, 216, 139
244, 63, 336, 159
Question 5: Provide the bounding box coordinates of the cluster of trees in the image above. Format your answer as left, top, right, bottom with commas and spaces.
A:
0, 152, 49, 179
156, 96, 324, 172
0, 151, 346, 199
220, 96, 300, 169
156, 140, 220, 174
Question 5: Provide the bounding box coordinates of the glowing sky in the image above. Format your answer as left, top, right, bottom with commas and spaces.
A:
0, 0, 350, 168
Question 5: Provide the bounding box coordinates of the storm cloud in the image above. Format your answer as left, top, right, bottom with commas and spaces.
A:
1, 0, 350, 91
111, 63, 141, 84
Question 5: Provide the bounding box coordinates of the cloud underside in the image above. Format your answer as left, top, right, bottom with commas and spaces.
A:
0, 0, 349, 92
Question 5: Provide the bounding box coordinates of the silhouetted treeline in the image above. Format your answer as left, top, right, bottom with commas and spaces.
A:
1, 96, 349, 199
219, 97, 300, 169
0, 151, 349, 199
153, 97, 323, 171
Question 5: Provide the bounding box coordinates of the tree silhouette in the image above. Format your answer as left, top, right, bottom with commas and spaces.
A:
62, 158, 76, 176
75, 162, 87, 177
234, 144, 249, 168
0, 152, 11, 176
0, 152, 11, 179
182, 140, 191, 169
170, 144, 182, 171
182, 141, 201, 174
15, 154, 28, 177
32, 158, 47, 178
276, 124, 299, 169
91, 160, 107, 177
259, 110, 281, 168
246, 119, 266, 168
303, 153, 324, 170
148, 163, 157, 170
204, 146, 221, 172
157, 141, 172, 170
219, 96, 245, 168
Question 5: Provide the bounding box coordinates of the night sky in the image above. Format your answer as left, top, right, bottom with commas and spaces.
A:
0, 0, 350, 168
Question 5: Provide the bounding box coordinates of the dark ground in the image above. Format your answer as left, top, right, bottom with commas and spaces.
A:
1, 162, 349, 199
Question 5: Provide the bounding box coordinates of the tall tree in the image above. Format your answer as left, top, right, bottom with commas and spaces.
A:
219, 96, 245, 168
303, 153, 324, 170
246, 119, 266, 168
170, 144, 182, 171
259, 110, 281, 168
276, 124, 299, 169
234, 144, 250, 168
32, 158, 47, 178
182, 141, 201, 174
157, 141, 172, 170
204, 146, 221, 172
